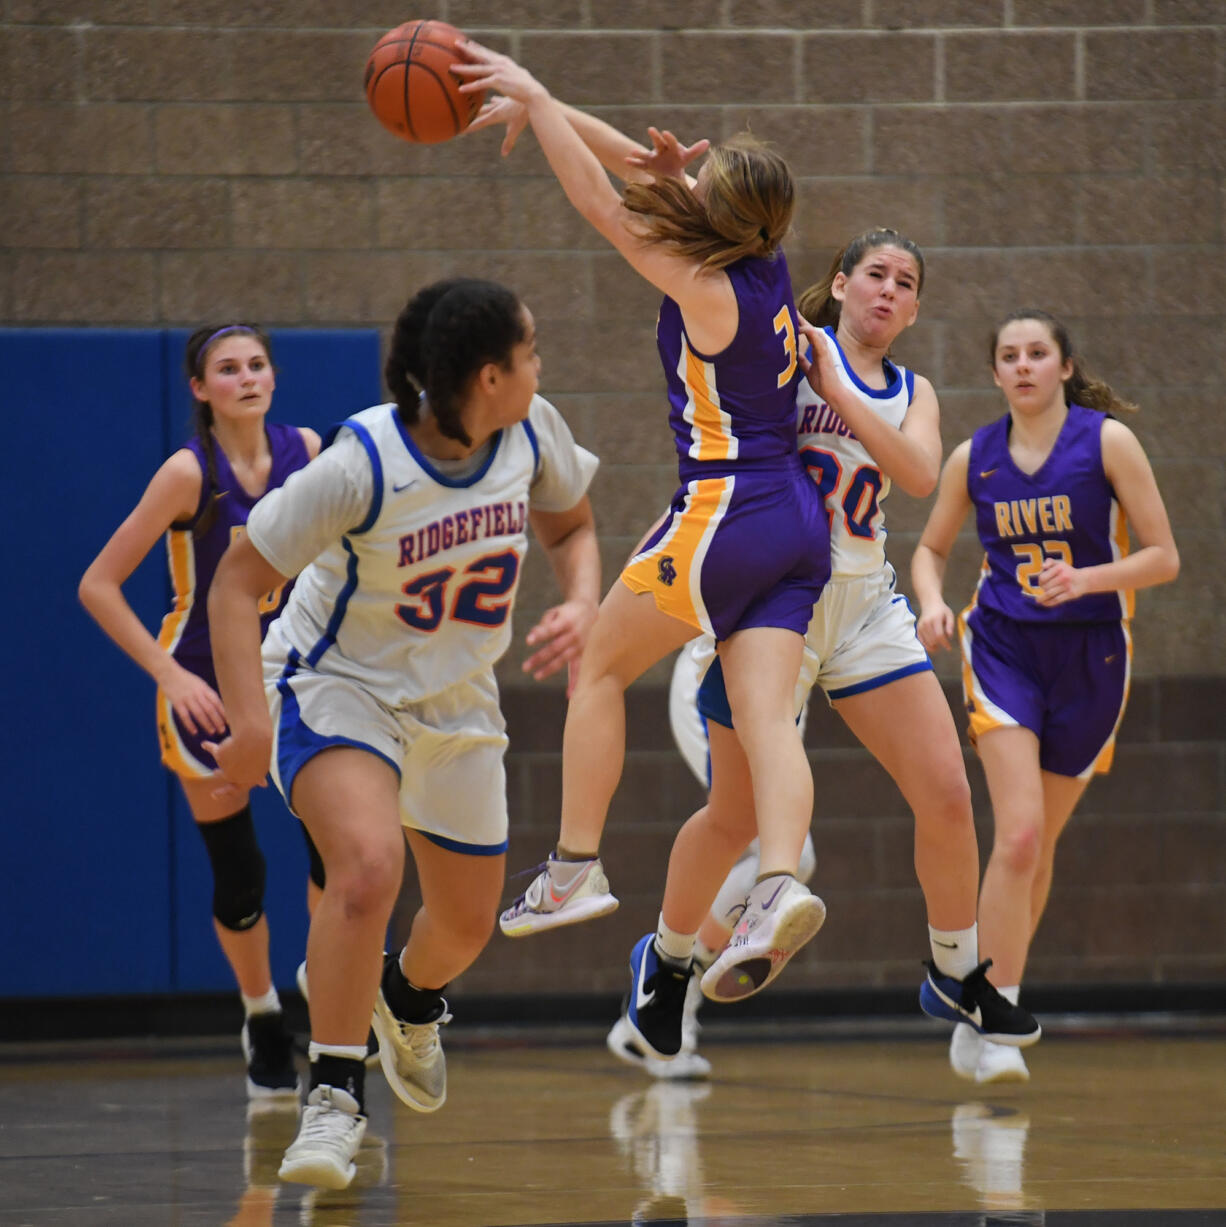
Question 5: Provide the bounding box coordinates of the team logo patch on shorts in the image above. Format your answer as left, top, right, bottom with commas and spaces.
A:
658, 555, 677, 586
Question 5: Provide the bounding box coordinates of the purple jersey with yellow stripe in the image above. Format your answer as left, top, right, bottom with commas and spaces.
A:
967, 404, 1130, 624
658, 252, 803, 481
158, 422, 310, 675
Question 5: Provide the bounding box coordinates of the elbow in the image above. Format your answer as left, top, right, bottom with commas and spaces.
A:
899, 468, 940, 500
77, 571, 99, 613
1164, 545, 1181, 584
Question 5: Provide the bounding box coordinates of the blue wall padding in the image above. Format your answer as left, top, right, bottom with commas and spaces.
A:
0, 328, 382, 997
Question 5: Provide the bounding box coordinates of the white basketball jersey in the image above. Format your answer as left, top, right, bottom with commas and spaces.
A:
795, 327, 915, 577
247, 396, 597, 707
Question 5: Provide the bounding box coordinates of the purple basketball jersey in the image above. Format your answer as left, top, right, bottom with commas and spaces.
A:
158, 421, 311, 677
967, 404, 1130, 623
657, 251, 803, 482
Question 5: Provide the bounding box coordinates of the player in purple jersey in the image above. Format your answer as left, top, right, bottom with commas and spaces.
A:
609, 230, 1040, 1073
79, 324, 320, 1103
913, 310, 1179, 1082
457, 47, 829, 1002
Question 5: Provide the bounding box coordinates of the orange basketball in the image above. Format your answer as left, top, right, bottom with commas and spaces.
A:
364, 20, 484, 145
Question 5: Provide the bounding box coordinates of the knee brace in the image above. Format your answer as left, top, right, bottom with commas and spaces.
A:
302, 824, 326, 891
197, 806, 266, 931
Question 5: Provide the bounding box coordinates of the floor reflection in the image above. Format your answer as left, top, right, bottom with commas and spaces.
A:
951, 1101, 1041, 1225
609, 1082, 743, 1226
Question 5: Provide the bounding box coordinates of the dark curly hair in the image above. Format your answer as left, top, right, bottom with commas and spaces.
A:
385, 279, 527, 448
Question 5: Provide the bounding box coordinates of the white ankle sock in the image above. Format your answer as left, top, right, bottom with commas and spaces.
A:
929, 923, 979, 980
242, 987, 281, 1017
692, 939, 720, 972
997, 984, 1020, 1005
309, 1041, 368, 1063
654, 913, 696, 966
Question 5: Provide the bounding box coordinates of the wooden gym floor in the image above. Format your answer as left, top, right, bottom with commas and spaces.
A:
1, 1018, 1223, 1226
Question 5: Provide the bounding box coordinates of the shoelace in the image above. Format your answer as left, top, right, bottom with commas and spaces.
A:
296, 1104, 362, 1144
502, 862, 549, 914
391, 1011, 453, 1058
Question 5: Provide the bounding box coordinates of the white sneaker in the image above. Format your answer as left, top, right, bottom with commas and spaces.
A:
976, 1038, 1031, 1084
607, 973, 711, 1080
278, 1085, 366, 1190
949, 1021, 984, 1081
700, 875, 826, 1003
371, 986, 450, 1112
499, 853, 619, 937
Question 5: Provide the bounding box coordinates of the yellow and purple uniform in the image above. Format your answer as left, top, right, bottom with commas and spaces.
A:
622, 252, 828, 640
960, 404, 1131, 778
156, 422, 310, 777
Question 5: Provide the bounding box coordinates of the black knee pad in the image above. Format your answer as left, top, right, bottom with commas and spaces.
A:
302, 824, 326, 891
198, 806, 266, 931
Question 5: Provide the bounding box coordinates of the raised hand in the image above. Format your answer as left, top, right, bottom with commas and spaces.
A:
451, 38, 548, 107
625, 126, 710, 181
467, 94, 529, 156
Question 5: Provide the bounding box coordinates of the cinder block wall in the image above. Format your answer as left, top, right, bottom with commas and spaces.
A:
5, 1, 1223, 996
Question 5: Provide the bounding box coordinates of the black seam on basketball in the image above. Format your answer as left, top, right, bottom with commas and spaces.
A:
404, 21, 425, 142
407, 62, 462, 134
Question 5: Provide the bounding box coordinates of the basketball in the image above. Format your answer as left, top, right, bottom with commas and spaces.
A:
364, 20, 485, 145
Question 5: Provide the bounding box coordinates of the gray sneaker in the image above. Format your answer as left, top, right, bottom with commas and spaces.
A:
278, 1085, 366, 1190
371, 985, 450, 1113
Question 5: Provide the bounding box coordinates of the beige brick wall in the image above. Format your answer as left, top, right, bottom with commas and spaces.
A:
3, 3, 1222, 683
5, 3, 1223, 999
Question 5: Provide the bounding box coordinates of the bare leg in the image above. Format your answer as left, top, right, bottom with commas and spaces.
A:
559, 581, 696, 853
974, 726, 1049, 986
1029, 771, 1087, 939
661, 722, 758, 934
292, 747, 405, 1047
180, 776, 273, 999
398, 830, 505, 989
719, 626, 809, 875
834, 670, 978, 929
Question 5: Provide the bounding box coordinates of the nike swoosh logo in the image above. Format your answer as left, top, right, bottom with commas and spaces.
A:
979, 469, 997, 479
634, 950, 655, 1012
1105, 655, 1117, 664
759, 879, 790, 911
547, 865, 588, 907
933, 939, 958, 949
393, 479, 417, 493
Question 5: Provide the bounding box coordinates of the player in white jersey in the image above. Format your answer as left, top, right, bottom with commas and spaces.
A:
205, 279, 600, 1189
610, 230, 1039, 1073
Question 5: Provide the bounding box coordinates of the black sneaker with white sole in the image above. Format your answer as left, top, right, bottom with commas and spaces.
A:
919, 959, 1041, 1046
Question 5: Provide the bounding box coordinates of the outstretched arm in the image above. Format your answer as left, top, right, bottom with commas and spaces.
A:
454, 39, 729, 338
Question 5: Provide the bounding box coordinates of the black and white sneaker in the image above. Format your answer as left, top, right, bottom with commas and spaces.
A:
920, 959, 1041, 1047
623, 934, 691, 1060
242, 1011, 302, 1103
